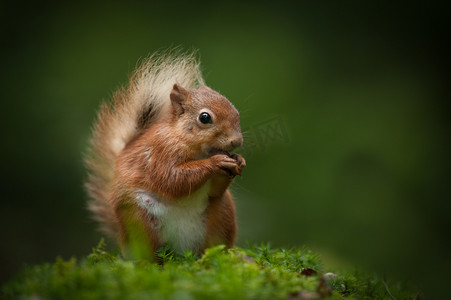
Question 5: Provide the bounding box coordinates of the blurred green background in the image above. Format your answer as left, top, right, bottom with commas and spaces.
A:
1, 0, 449, 297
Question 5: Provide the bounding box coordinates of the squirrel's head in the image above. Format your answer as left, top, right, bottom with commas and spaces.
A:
169, 84, 243, 158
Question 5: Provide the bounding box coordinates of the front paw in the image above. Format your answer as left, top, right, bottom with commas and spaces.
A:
230, 153, 246, 170
210, 154, 241, 177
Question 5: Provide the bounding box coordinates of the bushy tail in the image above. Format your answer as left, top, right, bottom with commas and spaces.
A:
84, 50, 205, 238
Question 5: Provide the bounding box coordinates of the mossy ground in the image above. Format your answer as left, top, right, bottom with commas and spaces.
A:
2, 240, 419, 300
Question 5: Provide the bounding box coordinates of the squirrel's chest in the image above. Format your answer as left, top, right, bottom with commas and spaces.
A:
135, 180, 211, 254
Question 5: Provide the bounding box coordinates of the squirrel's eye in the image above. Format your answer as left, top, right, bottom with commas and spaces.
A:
199, 112, 212, 124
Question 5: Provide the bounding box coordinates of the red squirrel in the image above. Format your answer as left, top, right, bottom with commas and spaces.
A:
85, 52, 245, 259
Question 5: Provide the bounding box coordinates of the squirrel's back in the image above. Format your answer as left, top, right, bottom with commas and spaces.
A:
85, 51, 205, 237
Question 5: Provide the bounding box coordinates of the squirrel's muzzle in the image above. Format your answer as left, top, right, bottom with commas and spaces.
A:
229, 134, 243, 151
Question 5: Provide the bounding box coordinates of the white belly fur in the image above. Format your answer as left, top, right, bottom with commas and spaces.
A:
135, 180, 211, 254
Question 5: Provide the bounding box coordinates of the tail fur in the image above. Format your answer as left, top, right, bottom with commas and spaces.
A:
84, 50, 205, 238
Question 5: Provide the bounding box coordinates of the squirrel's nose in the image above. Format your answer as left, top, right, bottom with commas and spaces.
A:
230, 135, 243, 150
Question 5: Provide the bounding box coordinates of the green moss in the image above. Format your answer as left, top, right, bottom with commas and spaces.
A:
2, 240, 418, 300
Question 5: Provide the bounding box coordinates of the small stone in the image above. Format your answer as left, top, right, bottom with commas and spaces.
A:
323, 272, 337, 278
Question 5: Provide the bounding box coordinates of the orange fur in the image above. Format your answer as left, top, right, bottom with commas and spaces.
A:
85, 52, 245, 258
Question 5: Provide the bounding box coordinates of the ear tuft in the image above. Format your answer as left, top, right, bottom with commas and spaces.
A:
170, 83, 188, 104
170, 84, 188, 116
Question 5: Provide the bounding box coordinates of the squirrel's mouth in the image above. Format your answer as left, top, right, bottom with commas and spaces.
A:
208, 147, 231, 157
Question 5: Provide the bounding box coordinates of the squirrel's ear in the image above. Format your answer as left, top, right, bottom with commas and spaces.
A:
170, 84, 188, 115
